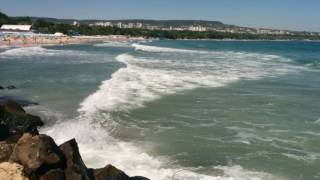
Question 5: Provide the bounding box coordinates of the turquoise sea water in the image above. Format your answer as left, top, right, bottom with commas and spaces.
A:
0, 40, 320, 180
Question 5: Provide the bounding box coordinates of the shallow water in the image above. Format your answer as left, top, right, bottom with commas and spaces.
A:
1, 40, 320, 180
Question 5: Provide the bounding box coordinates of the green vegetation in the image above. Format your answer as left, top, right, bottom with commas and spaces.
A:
0, 12, 32, 25
30, 23, 320, 40
1, 11, 319, 40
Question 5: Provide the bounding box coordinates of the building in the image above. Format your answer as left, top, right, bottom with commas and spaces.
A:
0, 25, 32, 32
188, 25, 207, 32
117, 22, 122, 28
90, 22, 113, 27
73, 21, 80, 26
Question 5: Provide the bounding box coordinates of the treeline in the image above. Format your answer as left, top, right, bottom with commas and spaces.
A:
0, 12, 32, 26
1, 11, 320, 40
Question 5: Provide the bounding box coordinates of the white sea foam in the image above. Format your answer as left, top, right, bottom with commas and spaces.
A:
133, 43, 199, 53
44, 47, 300, 180
79, 52, 302, 114
0, 46, 88, 58
94, 41, 131, 47
42, 112, 278, 180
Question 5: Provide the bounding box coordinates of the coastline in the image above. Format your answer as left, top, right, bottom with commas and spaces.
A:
2, 34, 319, 49
0, 34, 145, 48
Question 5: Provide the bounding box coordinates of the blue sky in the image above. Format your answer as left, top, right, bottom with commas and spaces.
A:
1, 0, 319, 31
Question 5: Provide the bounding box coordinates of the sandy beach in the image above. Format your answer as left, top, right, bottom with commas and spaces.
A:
0, 34, 145, 47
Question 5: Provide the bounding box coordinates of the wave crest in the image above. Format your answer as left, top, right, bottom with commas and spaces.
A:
0, 46, 88, 58
132, 43, 199, 53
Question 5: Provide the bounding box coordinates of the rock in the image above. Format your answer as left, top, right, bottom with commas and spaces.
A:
0, 100, 43, 138
0, 162, 28, 180
0, 96, 39, 107
0, 86, 4, 90
0, 142, 15, 162
131, 176, 150, 180
93, 165, 131, 180
40, 169, 65, 180
9, 133, 66, 175
7, 85, 17, 89
0, 124, 10, 141
59, 139, 92, 180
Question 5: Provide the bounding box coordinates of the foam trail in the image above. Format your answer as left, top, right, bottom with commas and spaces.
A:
94, 41, 131, 47
0, 46, 89, 58
132, 43, 200, 53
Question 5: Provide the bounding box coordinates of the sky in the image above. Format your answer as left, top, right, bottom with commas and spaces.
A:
1, 0, 319, 32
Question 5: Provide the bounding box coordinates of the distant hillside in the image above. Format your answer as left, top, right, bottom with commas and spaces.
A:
82, 19, 229, 28
28, 17, 230, 28
1, 12, 319, 40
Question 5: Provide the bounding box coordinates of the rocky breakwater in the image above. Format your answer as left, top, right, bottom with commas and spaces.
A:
0, 100, 149, 180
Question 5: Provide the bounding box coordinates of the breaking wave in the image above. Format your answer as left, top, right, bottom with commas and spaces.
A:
132, 43, 199, 53
79, 51, 303, 114
43, 47, 302, 180
94, 41, 131, 47
0, 46, 89, 58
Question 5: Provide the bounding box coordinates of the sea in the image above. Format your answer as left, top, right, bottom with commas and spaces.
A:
0, 40, 320, 180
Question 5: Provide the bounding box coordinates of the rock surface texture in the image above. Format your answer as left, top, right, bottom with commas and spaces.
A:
59, 139, 92, 180
0, 162, 28, 180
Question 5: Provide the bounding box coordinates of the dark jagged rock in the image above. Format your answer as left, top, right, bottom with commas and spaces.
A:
0, 142, 15, 163
131, 176, 151, 180
59, 139, 93, 180
93, 165, 131, 180
9, 133, 66, 175
0, 124, 10, 141
40, 169, 66, 180
6, 85, 17, 89
0, 100, 43, 139
0, 96, 39, 107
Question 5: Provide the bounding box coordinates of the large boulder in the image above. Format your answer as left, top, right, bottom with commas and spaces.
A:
40, 169, 66, 180
9, 133, 66, 175
0, 142, 15, 163
59, 139, 92, 180
0, 124, 10, 141
130, 177, 150, 180
0, 162, 28, 180
0, 100, 43, 140
93, 165, 131, 180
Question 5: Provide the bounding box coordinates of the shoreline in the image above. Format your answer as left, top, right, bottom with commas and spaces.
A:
0, 34, 145, 48
2, 34, 320, 49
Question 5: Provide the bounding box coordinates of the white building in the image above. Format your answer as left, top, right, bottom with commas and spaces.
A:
92, 22, 113, 27
188, 26, 207, 32
73, 21, 80, 26
136, 23, 143, 28
117, 22, 122, 28
0, 25, 32, 32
